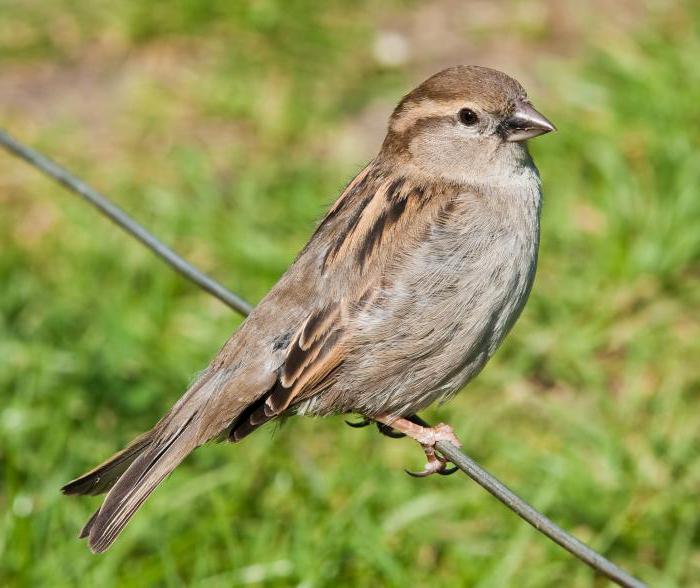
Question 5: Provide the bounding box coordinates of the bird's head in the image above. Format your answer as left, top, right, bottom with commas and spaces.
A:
382, 65, 555, 183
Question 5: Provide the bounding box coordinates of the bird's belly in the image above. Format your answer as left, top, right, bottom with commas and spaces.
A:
331, 231, 538, 417
409, 253, 535, 411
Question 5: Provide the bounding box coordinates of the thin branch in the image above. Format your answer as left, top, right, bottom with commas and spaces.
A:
0, 129, 646, 588
413, 418, 644, 588
0, 129, 253, 317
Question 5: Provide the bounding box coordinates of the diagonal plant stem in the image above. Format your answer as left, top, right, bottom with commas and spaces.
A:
0, 130, 253, 317
0, 128, 646, 588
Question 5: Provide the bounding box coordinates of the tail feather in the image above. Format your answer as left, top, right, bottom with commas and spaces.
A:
63, 367, 263, 552
78, 508, 100, 539
62, 432, 153, 497
86, 411, 200, 553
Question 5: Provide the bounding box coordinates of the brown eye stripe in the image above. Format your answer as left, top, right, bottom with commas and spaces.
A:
387, 196, 408, 223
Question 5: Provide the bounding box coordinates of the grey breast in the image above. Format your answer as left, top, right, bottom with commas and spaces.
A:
331, 176, 541, 418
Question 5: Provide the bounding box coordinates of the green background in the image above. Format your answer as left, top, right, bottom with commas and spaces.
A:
1, 1, 699, 586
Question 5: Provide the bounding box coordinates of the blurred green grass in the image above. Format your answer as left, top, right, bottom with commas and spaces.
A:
1, 1, 699, 586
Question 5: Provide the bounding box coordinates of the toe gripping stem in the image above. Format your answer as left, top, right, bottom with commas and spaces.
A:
346, 414, 459, 477
345, 417, 406, 439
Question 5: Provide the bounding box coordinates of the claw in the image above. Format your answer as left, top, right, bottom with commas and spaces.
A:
405, 414, 428, 427
405, 468, 432, 478
345, 417, 405, 438
376, 423, 406, 439
345, 417, 371, 428
403, 442, 458, 478
367, 414, 462, 477
404, 459, 458, 477
437, 465, 458, 476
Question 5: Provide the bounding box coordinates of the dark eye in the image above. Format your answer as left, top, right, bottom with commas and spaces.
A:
458, 108, 479, 126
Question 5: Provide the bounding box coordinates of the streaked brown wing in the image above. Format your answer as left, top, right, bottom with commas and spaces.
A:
269, 301, 347, 411
228, 301, 347, 441
228, 161, 459, 441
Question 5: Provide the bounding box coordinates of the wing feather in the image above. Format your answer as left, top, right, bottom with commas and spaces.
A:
228, 162, 461, 440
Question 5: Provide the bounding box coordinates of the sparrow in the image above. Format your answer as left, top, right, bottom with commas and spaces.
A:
62, 65, 555, 553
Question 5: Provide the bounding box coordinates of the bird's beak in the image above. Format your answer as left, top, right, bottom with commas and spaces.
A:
500, 100, 556, 142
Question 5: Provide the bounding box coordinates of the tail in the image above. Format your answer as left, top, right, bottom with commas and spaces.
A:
62, 373, 225, 553
89, 411, 200, 552
62, 432, 153, 497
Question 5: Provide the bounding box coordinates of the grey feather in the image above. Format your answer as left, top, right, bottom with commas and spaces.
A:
86, 410, 199, 552
62, 432, 153, 496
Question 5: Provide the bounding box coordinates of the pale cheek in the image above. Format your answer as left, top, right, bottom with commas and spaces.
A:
408, 133, 483, 173
408, 133, 529, 186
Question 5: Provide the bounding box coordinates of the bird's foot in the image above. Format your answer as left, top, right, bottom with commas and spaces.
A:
406, 445, 458, 477
374, 415, 460, 477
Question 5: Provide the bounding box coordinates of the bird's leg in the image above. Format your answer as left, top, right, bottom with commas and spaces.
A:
374, 415, 461, 447
374, 415, 460, 477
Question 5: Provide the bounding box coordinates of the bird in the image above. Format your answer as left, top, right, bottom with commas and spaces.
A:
62, 65, 555, 553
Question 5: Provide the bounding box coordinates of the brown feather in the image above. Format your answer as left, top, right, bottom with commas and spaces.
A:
86, 411, 200, 552
300, 305, 338, 349
62, 431, 153, 496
